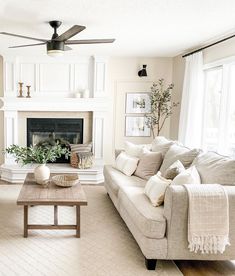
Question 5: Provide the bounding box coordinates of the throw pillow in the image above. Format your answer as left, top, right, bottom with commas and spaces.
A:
125, 141, 144, 158
163, 160, 185, 180
134, 150, 162, 180
70, 142, 92, 153
151, 136, 175, 157
172, 166, 201, 185
144, 173, 172, 207
160, 144, 201, 175
115, 152, 139, 176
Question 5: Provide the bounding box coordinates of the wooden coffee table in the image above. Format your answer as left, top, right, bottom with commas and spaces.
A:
17, 173, 87, 238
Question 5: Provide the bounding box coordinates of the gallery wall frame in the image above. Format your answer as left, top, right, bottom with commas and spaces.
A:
125, 92, 151, 114
125, 116, 151, 137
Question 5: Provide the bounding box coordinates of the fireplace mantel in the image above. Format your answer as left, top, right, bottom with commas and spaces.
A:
0, 97, 109, 112
0, 55, 108, 184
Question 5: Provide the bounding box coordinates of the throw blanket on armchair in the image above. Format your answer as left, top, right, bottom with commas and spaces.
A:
184, 184, 230, 254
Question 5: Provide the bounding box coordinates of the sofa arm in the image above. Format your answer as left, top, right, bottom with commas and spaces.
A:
163, 185, 235, 259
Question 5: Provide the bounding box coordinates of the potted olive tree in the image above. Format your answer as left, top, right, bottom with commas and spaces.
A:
145, 78, 179, 138
6, 143, 70, 184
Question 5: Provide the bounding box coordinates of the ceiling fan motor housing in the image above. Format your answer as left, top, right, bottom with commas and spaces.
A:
47, 40, 64, 52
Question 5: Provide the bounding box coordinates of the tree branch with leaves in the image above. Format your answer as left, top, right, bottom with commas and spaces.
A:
145, 79, 179, 138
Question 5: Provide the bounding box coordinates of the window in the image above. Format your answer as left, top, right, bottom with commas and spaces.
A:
203, 61, 235, 157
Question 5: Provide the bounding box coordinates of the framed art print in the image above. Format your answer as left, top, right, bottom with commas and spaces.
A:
125, 93, 150, 114
125, 116, 151, 137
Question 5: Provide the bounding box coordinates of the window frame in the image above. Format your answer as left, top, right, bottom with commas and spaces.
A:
202, 56, 235, 156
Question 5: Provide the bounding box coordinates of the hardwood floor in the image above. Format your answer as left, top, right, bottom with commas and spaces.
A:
175, 260, 235, 276
0, 180, 235, 275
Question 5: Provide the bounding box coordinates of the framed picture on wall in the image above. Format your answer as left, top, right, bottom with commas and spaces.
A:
125, 93, 150, 114
125, 116, 151, 137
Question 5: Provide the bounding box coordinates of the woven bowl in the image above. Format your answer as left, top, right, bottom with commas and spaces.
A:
52, 174, 79, 187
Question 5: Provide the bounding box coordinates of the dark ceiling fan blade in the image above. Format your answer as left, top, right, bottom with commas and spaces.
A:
55, 25, 86, 42
0, 32, 47, 42
65, 39, 115, 44
9, 42, 46, 48
64, 45, 72, 51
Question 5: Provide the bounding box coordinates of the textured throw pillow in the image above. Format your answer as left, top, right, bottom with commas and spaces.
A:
172, 166, 201, 185
144, 173, 172, 206
192, 151, 235, 185
163, 160, 185, 180
134, 150, 162, 180
125, 141, 145, 158
70, 142, 92, 153
115, 152, 139, 176
151, 136, 174, 157
160, 144, 201, 175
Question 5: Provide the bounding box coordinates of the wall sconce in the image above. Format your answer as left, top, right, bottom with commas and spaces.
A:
138, 65, 147, 77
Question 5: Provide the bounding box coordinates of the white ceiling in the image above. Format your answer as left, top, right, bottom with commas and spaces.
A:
0, 0, 235, 57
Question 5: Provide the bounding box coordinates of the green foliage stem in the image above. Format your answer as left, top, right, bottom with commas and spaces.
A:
5, 143, 70, 165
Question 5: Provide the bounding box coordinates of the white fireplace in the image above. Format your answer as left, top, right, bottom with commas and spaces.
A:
0, 55, 108, 184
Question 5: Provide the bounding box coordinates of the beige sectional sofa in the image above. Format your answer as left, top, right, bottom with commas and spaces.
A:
103, 140, 235, 270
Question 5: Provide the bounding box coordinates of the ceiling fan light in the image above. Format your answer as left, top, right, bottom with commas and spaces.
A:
47, 50, 64, 57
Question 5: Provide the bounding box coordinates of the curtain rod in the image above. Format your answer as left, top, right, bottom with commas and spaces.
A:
182, 33, 235, 58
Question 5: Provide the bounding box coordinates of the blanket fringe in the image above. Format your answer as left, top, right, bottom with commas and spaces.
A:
188, 235, 230, 254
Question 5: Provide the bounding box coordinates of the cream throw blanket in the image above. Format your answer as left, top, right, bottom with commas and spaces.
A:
184, 184, 230, 254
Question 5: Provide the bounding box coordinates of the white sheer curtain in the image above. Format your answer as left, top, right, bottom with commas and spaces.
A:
178, 52, 204, 148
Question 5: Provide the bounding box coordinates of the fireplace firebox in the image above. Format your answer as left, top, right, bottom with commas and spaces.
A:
27, 118, 84, 163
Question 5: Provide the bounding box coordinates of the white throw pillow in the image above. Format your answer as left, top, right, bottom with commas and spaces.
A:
144, 173, 172, 207
151, 136, 174, 157
172, 166, 201, 185
125, 141, 144, 158
115, 152, 139, 176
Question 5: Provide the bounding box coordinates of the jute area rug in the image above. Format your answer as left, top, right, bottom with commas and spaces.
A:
0, 185, 182, 276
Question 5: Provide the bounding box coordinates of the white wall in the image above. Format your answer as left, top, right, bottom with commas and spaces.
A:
106, 57, 173, 161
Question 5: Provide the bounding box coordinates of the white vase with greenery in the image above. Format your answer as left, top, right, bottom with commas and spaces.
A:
145, 78, 179, 138
6, 143, 70, 185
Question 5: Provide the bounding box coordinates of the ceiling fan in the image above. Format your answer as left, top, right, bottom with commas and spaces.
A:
0, 20, 115, 57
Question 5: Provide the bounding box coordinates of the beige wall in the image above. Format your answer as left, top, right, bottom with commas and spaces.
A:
0, 55, 3, 164
18, 111, 92, 147
170, 55, 185, 139
106, 57, 173, 159
203, 37, 235, 64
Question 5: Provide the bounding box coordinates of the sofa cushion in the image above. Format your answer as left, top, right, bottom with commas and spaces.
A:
192, 152, 235, 185
172, 166, 201, 185
118, 186, 166, 239
151, 136, 174, 157
115, 152, 139, 176
144, 173, 172, 206
103, 165, 146, 196
160, 144, 201, 175
134, 150, 162, 180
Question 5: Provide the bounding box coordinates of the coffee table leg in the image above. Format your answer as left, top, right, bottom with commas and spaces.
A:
24, 205, 28, 238
54, 205, 58, 225
76, 206, 80, 238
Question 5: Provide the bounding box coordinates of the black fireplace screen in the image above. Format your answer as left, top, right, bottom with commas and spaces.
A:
27, 118, 84, 147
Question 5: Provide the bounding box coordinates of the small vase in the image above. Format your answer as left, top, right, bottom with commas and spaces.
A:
34, 164, 50, 185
